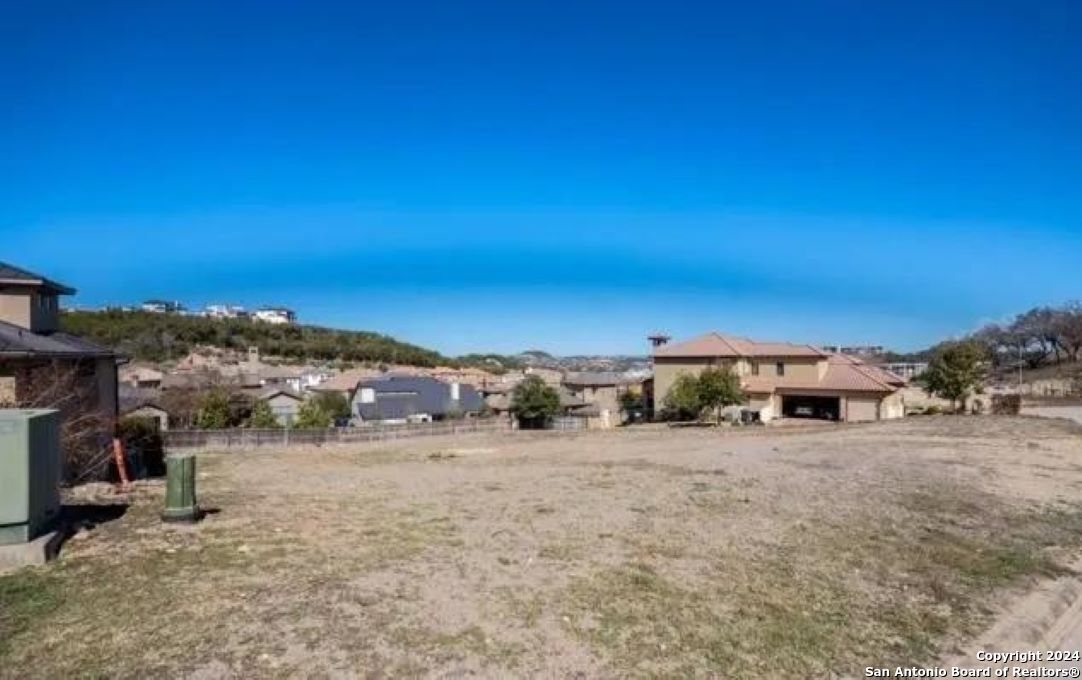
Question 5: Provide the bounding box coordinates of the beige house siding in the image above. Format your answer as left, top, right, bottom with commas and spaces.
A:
565, 385, 622, 417
745, 357, 821, 385
879, 392, 905, 419
653, 358, 731, 409
0, 289, 32, 330
266, 393, 301, 427
655, 356, 820, 408
746, 393, 778, 421
0, 289, 59, 333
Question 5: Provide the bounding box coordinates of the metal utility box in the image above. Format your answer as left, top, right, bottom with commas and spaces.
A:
0, 409, 62, 545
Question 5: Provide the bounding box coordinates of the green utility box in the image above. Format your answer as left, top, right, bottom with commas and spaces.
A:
0, 409, 62, 545
162, 452, 199, 523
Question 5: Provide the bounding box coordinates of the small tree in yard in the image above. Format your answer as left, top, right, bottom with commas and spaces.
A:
662, 373, 704, 421
697, 367, 745, 424
295, 399, 334, 429
248, 399, 280, 429
196, 389, 232, 429
919, 340, 987, 413
618, 390, 643, 418
311, 391, 351, 423
510, 375, 561, 428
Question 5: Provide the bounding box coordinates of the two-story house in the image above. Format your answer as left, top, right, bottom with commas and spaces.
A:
561, 372, 642, 426
0, 262, 120, 468
653, 332, 905, 422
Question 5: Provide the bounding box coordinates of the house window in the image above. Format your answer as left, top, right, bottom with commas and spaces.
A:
751, 362, 759, 376
776, 362, 785, 377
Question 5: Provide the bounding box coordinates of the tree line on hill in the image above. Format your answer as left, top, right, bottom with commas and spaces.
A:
914, 301, 1082, 412
60, 310, 522, 372
968, 301, 1082, 372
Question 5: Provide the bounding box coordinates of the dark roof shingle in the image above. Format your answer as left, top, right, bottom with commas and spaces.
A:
0, 262, 75, 294
353, 375, 484, 421
0, 320, 115, 358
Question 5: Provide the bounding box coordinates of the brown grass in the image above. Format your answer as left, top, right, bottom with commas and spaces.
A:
2, 416, 1081, 678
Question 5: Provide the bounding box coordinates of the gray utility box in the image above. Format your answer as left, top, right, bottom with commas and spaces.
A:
0, 409, 62, 545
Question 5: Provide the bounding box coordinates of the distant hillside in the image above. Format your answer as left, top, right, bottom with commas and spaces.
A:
61, 310, 519, 372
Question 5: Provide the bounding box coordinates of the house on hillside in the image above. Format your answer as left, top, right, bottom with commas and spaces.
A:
653, 332, 905, 422
258, 364, 303, 393
309, 368, 385, 400
351, 375, 483, 425
141, 299, 184, 314
204, 304, 248, 319
119, 363, 164, 389
253, 307, 296, 325
0, 262, 121, 458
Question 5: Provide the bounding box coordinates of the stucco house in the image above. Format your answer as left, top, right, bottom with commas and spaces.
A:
562, 372, 642, 427
351, 375, 483, 425
0, 262, 121, 469
119, 363, 164, 389
258, 388, 304, 427
653, 332, 905, 422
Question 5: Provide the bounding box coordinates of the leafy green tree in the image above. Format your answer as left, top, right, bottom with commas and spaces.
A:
195, 389, 232, 429
662, 373, 703, 421
295, 399, 334, 429
618, 390, 643, 415
697, 367, 745, 424
919, 340, 988, 412
510, 375, 561, 427
311, 391, 351, 422
248, 399, 281, 429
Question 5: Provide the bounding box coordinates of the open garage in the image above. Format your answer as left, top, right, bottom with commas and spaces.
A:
781, 394, 840, 420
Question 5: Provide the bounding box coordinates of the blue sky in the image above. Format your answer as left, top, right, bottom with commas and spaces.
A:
4, 1, 1081, 355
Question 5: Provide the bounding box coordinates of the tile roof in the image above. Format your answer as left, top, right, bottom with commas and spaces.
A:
654, 332, 827, 359
562, 371, 640, 387
0, 319, 115, 358
0, 262, 75, 294
309, 368, 385, 393
741, 354, 900, 394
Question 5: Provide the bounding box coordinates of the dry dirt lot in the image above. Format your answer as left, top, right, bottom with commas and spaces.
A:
2, 416, 1082, 678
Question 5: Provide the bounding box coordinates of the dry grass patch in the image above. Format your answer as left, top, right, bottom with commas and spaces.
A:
561, 484, 1082, 678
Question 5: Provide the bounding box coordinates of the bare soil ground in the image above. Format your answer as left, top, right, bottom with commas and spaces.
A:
2, 416, 1082, 678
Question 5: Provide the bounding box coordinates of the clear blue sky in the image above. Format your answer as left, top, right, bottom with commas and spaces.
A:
4, 1, 1080, 356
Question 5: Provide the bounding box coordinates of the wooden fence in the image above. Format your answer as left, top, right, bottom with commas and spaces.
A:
164, 418, 515, 450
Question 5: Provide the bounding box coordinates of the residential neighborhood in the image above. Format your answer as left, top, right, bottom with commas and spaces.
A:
4, 5, 1082, 676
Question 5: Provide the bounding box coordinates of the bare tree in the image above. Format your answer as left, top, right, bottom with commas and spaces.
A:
1054, 301, 1082, 363
2, 360, 115, 483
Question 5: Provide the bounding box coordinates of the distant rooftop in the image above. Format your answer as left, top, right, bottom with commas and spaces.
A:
0, 261, 76, 295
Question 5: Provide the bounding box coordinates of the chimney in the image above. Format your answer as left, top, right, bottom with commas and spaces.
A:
647, 333, 671, 349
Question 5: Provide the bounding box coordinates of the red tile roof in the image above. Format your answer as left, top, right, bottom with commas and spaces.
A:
654, 332, 827, 359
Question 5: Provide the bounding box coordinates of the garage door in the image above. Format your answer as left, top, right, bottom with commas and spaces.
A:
781, 395, 840, 420
846, 398, 879, 422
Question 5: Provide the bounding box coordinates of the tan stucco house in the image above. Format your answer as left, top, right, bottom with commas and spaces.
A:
0, 262, 121, 472
653, 332, 905, 422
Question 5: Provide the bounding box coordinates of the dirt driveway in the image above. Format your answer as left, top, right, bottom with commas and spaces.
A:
2, 416, 1081, 678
